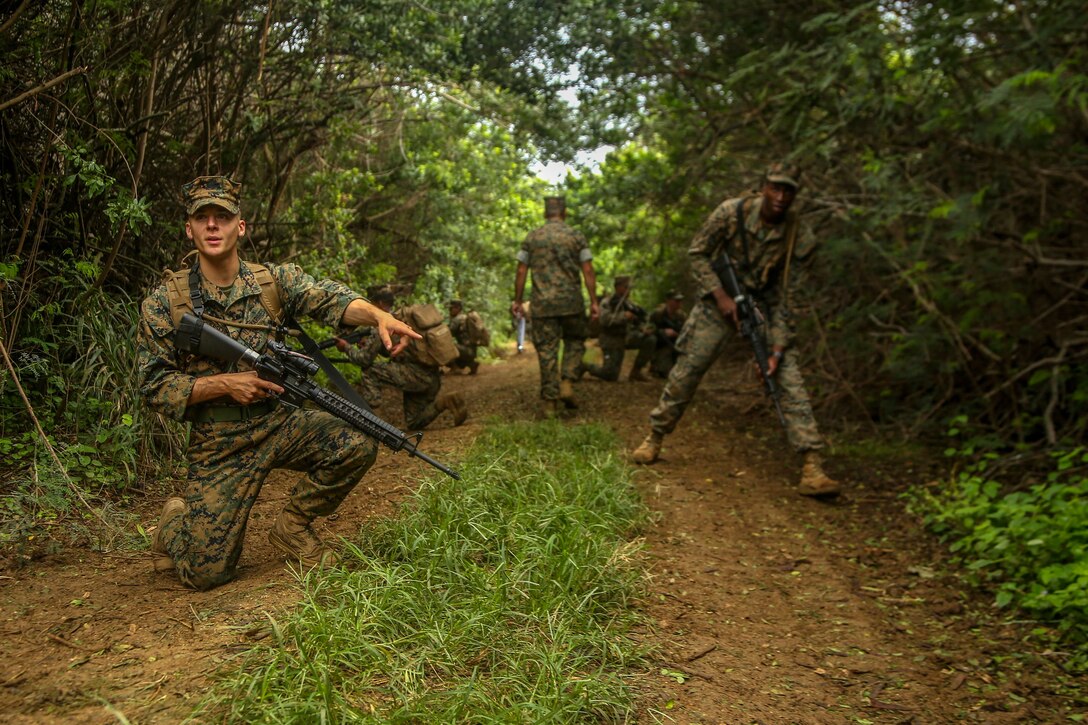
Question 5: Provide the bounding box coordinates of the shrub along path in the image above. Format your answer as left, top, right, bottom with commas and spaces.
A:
0, 344, 1082, 722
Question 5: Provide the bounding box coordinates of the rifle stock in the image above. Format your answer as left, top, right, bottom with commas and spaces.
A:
175, 313, 460, 479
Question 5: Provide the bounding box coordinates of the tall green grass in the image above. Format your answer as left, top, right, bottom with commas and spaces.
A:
199, 421, 650, 723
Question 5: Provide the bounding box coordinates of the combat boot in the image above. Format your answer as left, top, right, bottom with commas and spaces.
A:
558, 379, 578, 409
631, 431, 663, 464
628, 367, 649, 382
151, 497, 185, 572
798, 451, 841, 497
539, 399, 559, 419
469, 360, 479, 375
437, 392, 468, 426
269, 506, 338, 569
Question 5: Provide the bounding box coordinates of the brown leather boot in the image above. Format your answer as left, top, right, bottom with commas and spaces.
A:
539, 399, 559, 419
558, 379, 578, 409
631, 431, 663, 464
151, 497, 185, 572
798, 451, 841, 497
269, 507, 338, 569
437, 392, 469, 426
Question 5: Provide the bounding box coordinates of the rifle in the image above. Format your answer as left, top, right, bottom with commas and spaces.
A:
621, 297, 647, 324
711, 253, 787, 428
175, 313, 461, 480
315, 328, 370, 351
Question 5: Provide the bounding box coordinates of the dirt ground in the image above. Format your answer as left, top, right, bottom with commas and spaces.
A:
0, 344, 1083, 723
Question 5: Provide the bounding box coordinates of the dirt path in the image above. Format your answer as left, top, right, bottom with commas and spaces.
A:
0, 347, 1080, 723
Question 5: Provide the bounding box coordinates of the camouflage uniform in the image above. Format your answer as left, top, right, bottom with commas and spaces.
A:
648, 301, 687, 378
586, 292, 654, 381
138, 261, 376, 590
517, 219, 593, 400
345, 311, 445, 430
648, 194, 824, 452
447, 312, 477, 372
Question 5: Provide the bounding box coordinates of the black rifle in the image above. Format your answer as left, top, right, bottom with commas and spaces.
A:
175, 313, 460, 479
316, 328, 370, 351
711, 253, 787, 428
622, 298, 647, 323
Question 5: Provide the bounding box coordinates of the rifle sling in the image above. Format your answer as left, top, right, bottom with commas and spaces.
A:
290, 318, 373, 412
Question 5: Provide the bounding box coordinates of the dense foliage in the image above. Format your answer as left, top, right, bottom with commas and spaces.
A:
2, 0, 1086, 667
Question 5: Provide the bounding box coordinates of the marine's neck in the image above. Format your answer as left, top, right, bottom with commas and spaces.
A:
199, 252, 241, 287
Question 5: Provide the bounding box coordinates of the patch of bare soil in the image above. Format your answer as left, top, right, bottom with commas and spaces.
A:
0, 345, 1082, 723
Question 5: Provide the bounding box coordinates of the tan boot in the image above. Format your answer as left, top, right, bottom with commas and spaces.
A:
798, 451, 841, 497
539, 399, 559, 419
558, 379, 578, 409
631, 431, 663, 464
437, 393, 469, 426
150, 497, 185, 572
269, 507, 338, 569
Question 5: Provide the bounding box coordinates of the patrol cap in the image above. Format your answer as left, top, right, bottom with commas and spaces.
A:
764, 162, 801, 189
666, 289, 684, 300
449, 299, 463, 307
544, 196, 566, 216
370, 287, 395, 305
614, 275, 631, 287
182, 175, 241, 216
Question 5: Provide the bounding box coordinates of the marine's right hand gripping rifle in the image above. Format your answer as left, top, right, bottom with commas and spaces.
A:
176, 313, 460, 479
710, 254, 787, 428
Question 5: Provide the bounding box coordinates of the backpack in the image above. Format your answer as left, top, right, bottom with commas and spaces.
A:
462, 310, 490, 347
401, 303, 459, 367
163, 260, 283, 330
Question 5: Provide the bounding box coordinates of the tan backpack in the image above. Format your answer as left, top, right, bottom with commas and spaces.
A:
401, 303, 459, 367
462, 310, 490, 347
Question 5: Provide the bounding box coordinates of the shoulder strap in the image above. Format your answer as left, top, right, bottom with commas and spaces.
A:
734, 198, 751, 270
780, 214, 800, 307
245, 262, 284, 325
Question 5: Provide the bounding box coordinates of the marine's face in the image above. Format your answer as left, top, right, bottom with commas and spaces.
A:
186, 204, 244, 263
666, 298, 682, 314
760, 181, 796, 223
615, 283, 630, 297
450, 303, 463, 318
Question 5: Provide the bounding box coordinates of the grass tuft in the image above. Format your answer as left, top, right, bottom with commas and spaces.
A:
198, 420, 650, 723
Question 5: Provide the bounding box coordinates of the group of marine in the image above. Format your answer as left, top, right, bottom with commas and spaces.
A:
138, 161, 839, 592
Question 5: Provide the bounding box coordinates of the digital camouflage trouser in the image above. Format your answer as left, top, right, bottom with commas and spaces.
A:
587, 329, 655, 381
160, 407, 377, 590
531, 313, 587, 400
360, 358, 443, 430
648, 298, 824, 452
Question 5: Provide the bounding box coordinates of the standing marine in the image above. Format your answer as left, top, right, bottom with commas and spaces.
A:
511, 196, 599, 416
139, 176, 420, 590
586, 275, 655, 382
337, 289, 468, 430
631, 162, 840, 497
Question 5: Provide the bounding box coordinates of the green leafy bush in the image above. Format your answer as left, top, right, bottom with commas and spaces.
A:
910, 445, 1088, 669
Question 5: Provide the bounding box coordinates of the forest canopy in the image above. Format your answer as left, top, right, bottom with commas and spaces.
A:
1, 0, 1085, 484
